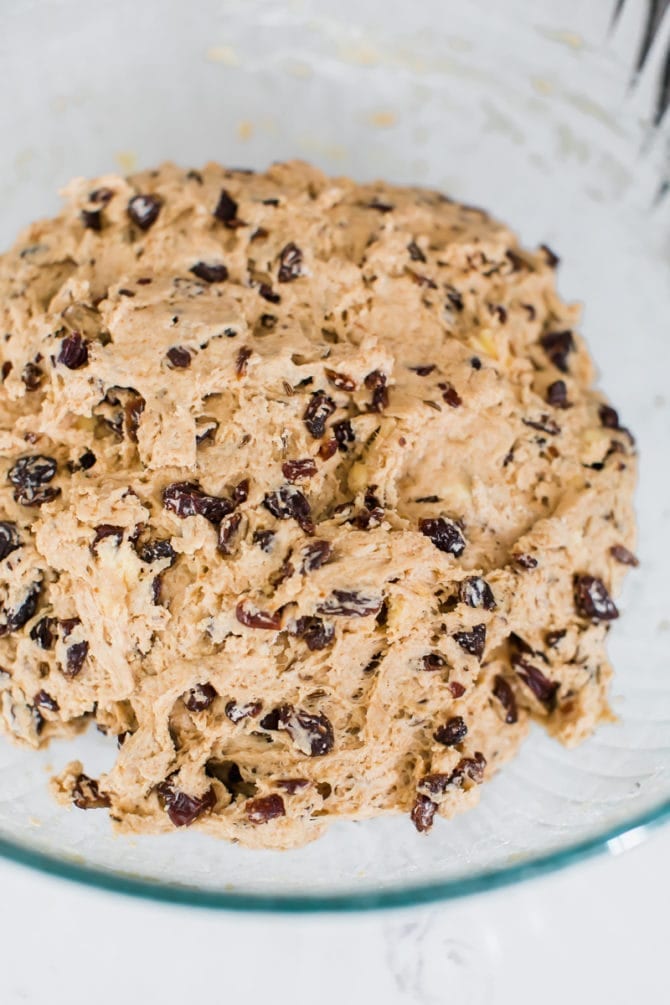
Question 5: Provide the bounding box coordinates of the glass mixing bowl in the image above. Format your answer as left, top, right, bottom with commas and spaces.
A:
0, 0, 668, 911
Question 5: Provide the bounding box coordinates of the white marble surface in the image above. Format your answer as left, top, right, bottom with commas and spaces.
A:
0, 827, 665, 1004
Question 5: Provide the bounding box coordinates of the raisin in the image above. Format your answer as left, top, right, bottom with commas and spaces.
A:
419, 517, 466, 557
446, 287, 464, 312
324, 368, 356, 391
30, 616, 56, 649
303, 391, 336, 439
217, 512, 242, 555
514, 553, 538, 569
598, 404, 620, 429
72, 774, 110, 810
300, 540, 332, 572
246, 794, 285, 823
166, 346, 192, 368
406, 269, 437, 289
258, 283, 281, 304
263, 486, 314, 533
409, 364, 436, 376
470, 357, 482, 370
189, 261, 228, 284
333, 419, 355, 452
276, 778, 309, 794
81, 208, 102, 231
184, 683, 218, 711
3, 582, 41, 634
316, 590, 382, 617
522, 415, 560, 435
127, 194, 162, 230
420, 653, 447, 672
277, 242, 303, 282
512, 655, 558, 709
163, 482, 233, 524
213, 189, 239, 224
22, 362, 44, 390
459, 577, 495, 609
34, 689, 59, 712
539, 244, 560, 267
57, 332, 89, 370
64, 641, 89, 677
420, 754, 486, 795
407, 240, 426, 262
262, 704, 334, 756
411, 794, 437, 832
366, 199, 394, 213
282, 458, 317, 482
124, 393, 145, 442
365, 370, 389, 412
292, 616, 334, 650
319, 438, 338, 460
437, 382, 462, 408
0, 522, 21, 561
225, 700, 262, 723
8, 455, 58, 508
91, 524, 123, 551
89, 187, 114, 204
545, 629, 566, 648
78, 449, 97, 470
546, 380, 569, 408
449, 681, 466, 698
236, 346, 252, 376
539, 330, 574, 373
351, 505, 384, 530
453, 623, 486, 659
157, 781, 216, 827
253, 529, 275, 552
434, 716, 468, 746
236, 600, 281, 631
492, 676, 518, 724
573, 574, 619, 621
610, 544, 639, 567
139, 538, 176, 564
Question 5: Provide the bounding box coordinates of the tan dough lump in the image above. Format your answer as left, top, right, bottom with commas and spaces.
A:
0, 161, 637, 848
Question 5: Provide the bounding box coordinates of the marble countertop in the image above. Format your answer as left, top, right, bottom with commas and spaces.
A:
1, 824, 665, 1005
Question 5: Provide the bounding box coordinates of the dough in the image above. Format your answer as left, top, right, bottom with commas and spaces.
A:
0, 161, 637, 848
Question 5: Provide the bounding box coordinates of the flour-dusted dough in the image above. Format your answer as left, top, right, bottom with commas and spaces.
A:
0, 161, 636, 847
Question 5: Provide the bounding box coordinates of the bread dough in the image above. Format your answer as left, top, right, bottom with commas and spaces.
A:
0, 161, 637, 848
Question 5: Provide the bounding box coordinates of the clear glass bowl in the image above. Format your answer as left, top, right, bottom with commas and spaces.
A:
0, 0, 668, 911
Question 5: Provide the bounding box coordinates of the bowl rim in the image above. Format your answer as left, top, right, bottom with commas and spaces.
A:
1, 796, 668, 912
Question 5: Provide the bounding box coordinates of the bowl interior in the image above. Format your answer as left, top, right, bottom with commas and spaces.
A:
0, 0, 668, 909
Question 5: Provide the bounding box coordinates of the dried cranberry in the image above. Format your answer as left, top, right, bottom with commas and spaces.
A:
64, 641, 88, 677
573, 574, 619, 621
236, 600, 281, 631
262, 703, 335, 756
411, 794, 437, 832
407, 240, 426, 262
91, 524, 123, 551
300, 540, 332, 573
540, 330, 574, 373
22, 362, 44, 390
127, 193, 162, 230
437, 382, 462, 408
303, 391, 336, 439
365, 370, 389, 412
333, 419, 355, 452
610, 544, 639, 567
0, 522, 21, 561
139, 538, 176, 564
166, 346, 192, 368
2, 582, 41, 634
316, 590, 381, 617
459, 577, 495, 609
217, 512, 242, 555
419, 517, 466, 557
292, 616, 334, 650
246, 794, 285, 823
225, 700, 262, 723
81, 207, 102, 231
157, 781, 216, 827
522, 415, 561, 436
282, 458, 317, 482
434, 715, 468, 746
324, 368, 356, 391
253, 529, 275, 552
263, 486, 314, 533
546, 380, 570, 408
213, 189, 239, 224
72, 774, 110, 810
30, 616, 56, 649
512, 655, 558, 709
420, 653, 447, 672
453, 624, 486, 659
163, 482, 233, 524
492, 676, 518, 724
184, 683, 217, 711
188, 263, 229, 291
34, 689, 59, 712
277, 242, 303, 282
